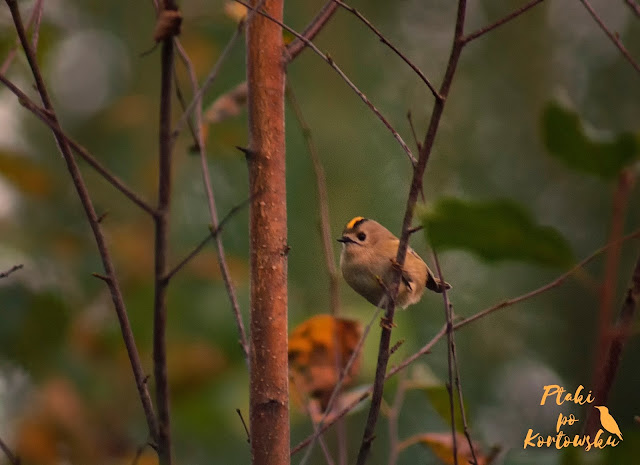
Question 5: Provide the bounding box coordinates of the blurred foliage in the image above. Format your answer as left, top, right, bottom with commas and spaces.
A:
1, 1, 640, 465
420, 198, 575, 267
542, 102, 639, 179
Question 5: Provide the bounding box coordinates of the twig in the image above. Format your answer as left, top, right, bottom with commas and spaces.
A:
235, 0, 418, 167
434, 252, 478, 465
354, 0, 468, 463
152, 3, 177, 461
626, 0, 640, 17
462, 0, 545, 43
0, 264, 23, 279
332, 0, 440, 100
589, 171, 634, 404
437, 254, 459, 465
0, 436, 20, 465
286, 84, 340, 316
578, 0, 640, 75
585, 252, 640, 434
174, 38, 250, 363
407, 111, 422, 153
286, 0, 339, 62
3, 0, 159, 442
0, 76, 156, 216
164, 198, 250, 282
0, 0, 43, 74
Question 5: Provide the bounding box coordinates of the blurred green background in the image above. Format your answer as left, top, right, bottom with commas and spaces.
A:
1, 0, 639, 464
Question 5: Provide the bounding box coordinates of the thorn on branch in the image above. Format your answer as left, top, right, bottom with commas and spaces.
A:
235, 145, 254, 159
390, 339, 404, 355
97, 211, 109, 223
91, 272, 111, 283
236, 408, 251, 443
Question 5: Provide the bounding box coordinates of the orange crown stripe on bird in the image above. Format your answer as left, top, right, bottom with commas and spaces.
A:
345, 216, 367, 230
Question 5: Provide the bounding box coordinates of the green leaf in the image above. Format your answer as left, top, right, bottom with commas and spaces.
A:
424, 385, 466, 433
542, 102, 639, 179
420, 198, 574, 268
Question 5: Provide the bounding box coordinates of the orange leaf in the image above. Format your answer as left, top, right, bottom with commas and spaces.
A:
288, 314, 362, 410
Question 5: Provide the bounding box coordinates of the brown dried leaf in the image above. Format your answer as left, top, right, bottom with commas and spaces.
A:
153, 9, 183, 42
204, 82, 248, 124
288, 314, 362, 411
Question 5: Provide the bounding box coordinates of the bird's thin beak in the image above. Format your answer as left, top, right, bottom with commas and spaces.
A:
337, 236, 354, 244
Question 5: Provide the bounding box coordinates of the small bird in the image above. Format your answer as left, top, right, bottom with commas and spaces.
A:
337, 217, 450, 309
594, 406, 623, 440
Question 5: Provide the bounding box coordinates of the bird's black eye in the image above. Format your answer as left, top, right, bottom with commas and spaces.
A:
357, 232, 366, 241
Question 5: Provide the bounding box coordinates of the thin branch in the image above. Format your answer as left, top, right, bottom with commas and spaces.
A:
585, 252, 640, 434
462, 0, 545, 43
626, 0, 640, 18
354, 0, 467, 463
235, 0, 418, 166
0, 0, 44, 74
578, 0, 640, 75
152, 3, 177, 462
407, 111, 422, 153
286, 0, 339, 62
286, 84, 340, 316
164, 198, 250, 282
174, 40, 250, 363
0, 75, 156, 216
438, 255, 459, 465
3, 0, 158, 442
0, 436, 20, 465
0, 264, 23, 279
332, 0, 440, 100
589, 170, 634, 405
434, 252, 478, 465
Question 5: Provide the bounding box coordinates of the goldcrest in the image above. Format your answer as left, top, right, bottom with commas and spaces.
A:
337, 217, 450, 309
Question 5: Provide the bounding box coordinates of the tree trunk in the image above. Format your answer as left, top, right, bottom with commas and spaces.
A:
246, 1, 289, 464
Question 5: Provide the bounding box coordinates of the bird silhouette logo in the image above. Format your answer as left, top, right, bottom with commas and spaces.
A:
594, 406, 623, 440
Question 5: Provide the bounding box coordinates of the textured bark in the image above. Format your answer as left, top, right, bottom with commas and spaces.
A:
246, 0, 289, 464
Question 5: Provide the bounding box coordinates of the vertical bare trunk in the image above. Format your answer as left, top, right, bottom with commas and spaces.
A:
246, 1, 289, 465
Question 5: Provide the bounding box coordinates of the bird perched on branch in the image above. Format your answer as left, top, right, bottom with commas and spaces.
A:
338, 217, 450, 309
